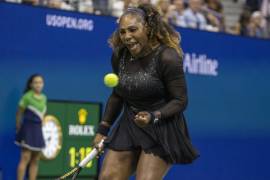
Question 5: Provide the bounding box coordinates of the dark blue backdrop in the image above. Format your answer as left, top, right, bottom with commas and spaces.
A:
0, 2, 270, 180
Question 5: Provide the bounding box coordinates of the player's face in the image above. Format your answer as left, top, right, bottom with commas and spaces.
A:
119, 14, 150, 57
31, 76, 44, 93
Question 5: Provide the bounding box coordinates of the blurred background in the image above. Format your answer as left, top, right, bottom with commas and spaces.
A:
0, 0, 270, 180
2, 0, 270, 38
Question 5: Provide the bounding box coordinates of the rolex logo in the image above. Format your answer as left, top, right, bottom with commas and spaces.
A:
78, 108, 88, 125
69, 108, 94, 136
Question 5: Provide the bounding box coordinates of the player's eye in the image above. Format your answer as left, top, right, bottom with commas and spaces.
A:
128, 27, 137, 33
119, 29, 125, 35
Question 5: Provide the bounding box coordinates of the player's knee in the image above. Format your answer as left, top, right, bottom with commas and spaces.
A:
137, 172, 161, 180
99, 170, 118, 180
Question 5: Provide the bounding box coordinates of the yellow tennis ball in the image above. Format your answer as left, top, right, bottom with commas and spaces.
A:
104, 73, 119, 87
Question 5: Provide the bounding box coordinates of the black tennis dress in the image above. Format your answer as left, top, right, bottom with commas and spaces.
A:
102, 45, 199, 164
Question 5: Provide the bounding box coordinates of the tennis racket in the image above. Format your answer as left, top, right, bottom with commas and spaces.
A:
56, 139, 105, 180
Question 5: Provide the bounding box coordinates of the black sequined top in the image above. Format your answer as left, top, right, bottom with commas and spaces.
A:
102, 45, 187, 125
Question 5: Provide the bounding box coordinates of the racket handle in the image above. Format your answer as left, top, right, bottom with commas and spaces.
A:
79, 149, 98, 167
78, 139, 104, 168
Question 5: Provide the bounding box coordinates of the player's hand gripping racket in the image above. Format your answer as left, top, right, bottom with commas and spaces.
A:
56, 139, 105, 180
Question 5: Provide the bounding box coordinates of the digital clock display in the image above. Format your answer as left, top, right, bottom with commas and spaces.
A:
68, 146, 93, 168
64, 140, 98, 174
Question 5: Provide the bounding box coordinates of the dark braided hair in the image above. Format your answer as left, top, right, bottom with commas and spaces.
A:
108, 3, 183, 57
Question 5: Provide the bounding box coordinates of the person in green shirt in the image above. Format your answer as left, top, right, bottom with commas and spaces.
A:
15, 74, 47, 180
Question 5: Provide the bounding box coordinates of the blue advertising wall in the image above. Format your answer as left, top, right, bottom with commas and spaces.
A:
0, 2, 270, 180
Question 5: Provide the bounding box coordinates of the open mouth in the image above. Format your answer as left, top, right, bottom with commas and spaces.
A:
127, 42, 139, 51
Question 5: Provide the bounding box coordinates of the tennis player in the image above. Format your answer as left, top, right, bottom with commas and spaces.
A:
94, 3, 199, 180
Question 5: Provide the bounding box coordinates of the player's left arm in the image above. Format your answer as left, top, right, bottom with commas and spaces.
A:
155, 47, 187, 119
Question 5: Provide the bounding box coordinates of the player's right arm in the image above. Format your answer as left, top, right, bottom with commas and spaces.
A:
93, 91, 123, 147
93, 51, 123, 147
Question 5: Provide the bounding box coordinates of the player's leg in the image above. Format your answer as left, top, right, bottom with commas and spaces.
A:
99, 149, 139, 180
28, 151, 41, 180
136, 151, 171, 180
17, 148, 31, 180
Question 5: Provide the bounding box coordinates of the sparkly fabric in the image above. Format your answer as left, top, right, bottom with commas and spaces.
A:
102, 45, 188, 124
101, 45, 199, 164
116, 46, 166, 111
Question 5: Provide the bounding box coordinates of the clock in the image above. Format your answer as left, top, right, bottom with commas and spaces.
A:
41, 115, 63, 160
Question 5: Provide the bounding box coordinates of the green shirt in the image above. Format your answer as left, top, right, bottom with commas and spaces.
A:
19, 90, 47, 118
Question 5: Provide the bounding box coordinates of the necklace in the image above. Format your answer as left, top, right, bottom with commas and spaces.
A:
129, 44, 160, 62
